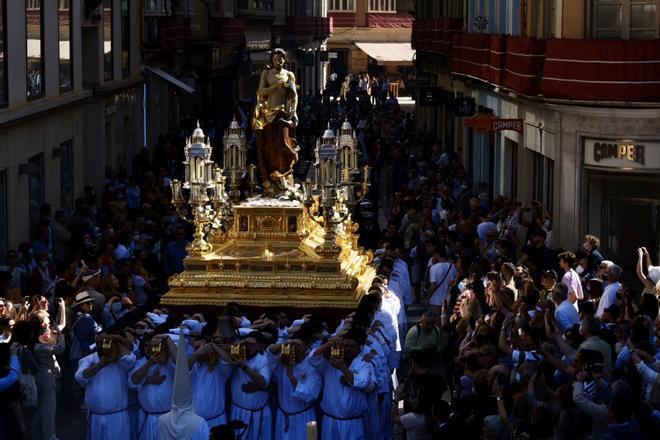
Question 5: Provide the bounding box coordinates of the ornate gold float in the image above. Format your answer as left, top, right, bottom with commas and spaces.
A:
162, 114, 375, 310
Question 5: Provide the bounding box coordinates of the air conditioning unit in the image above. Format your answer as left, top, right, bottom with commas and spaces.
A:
210, 0, 234, 17
82, 0, 103, 26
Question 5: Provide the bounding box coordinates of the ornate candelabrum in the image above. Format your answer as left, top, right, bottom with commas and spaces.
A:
171, 123, 227, 255
303, 122, 370, 257
223, 117, 249, 201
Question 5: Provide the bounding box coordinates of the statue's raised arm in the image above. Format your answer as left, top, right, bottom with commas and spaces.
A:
251, 49, 300, 196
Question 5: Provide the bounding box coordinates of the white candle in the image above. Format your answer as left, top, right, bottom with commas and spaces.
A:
249, 164, 256, 184
306, 421, 317, 440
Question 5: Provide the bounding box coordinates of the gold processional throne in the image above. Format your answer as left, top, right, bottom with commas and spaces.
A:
162, 118, 375, 311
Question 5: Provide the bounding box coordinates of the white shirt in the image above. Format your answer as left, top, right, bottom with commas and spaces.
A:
561, 268, 583, 303
429, 262, 456, 306
596, 281, 621, 318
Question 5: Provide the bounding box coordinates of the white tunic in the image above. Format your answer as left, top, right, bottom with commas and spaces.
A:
387, 277, 408, 330
128, 358, 175, 440
268, 353, 322, 440
190, 361, 232, 429
310, 354, 374, 440
393, 258, 414, 305
229, 352, 273, 440
75, 353, 137, 440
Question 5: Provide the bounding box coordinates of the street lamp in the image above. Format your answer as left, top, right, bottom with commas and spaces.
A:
171, 122, 227, 255
304, 122, 370, 256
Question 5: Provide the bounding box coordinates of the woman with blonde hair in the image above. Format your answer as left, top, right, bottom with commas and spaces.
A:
456, 293, 483, 337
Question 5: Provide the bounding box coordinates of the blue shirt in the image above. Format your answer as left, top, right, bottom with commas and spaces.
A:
555, 299, 579, 333
74, 313, 102, 357
0, 355, 19, 392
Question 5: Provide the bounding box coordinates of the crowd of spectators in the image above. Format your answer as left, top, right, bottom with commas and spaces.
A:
0, 72, 658, 440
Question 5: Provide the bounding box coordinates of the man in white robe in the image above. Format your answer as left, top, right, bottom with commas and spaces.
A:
310, 328, 374, 440
129, 335, 177, 440
267, 339, 322, 440
188, 340, 233, 430
75, 335, 137, 440
228, 334, 273, 440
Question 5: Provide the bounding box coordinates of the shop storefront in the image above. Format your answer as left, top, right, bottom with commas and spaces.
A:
584, 138, 660, 276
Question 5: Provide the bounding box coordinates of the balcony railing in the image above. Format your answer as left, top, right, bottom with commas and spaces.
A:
412, 18, 462, 54
413, 19, 660, 102
284, 16, 334, 40
366, 13, 413, 28
210, 18, 244, 44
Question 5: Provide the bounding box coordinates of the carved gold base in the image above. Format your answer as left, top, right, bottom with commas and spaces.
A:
162, 197, 375, 309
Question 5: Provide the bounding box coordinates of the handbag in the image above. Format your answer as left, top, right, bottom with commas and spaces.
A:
18, 349, 38, 409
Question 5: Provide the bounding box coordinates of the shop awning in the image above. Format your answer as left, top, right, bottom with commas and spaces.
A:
244, 24, 271, 52
145, 66, 194, 93
354, 42, 415, 65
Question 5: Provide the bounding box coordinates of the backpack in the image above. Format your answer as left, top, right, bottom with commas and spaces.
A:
18, 349, 38, 409
413, 323, 440, 345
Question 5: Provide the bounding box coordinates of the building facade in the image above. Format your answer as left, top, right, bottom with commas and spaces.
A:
0, 0, 143, 255
327, 0, 413, 80
142, 0, 332, 147
411, 0, 660, 273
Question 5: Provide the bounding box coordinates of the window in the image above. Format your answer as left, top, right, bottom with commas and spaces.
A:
26, 0, 44, 99
288, 0, 308, 15
103, 0, 113, 81
144, 0, 165, 14
59, 140, 73, 211
532, 0, 556, 37
27, 154, 43, 239
121, 0, 130, 79
0, 0, 6, 106
253, 0, 274, 10
238, 0, 273, 10
0, 170, 6, 260
59, 0, 72, 91
593, 0, 659, 38
504, 138, 518, 198
532, 151, 553, 212
368, 0, 396, 11
329, 0, 355, 12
